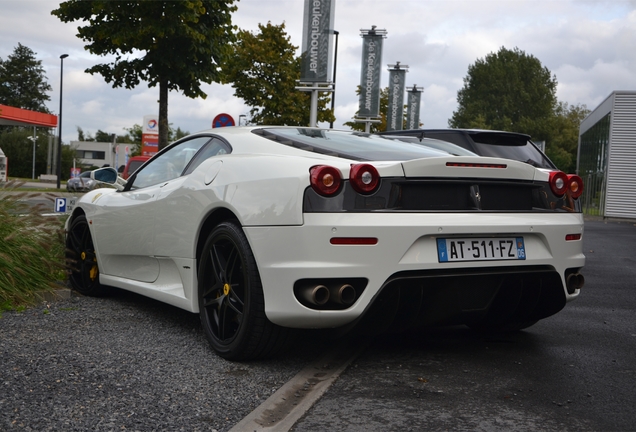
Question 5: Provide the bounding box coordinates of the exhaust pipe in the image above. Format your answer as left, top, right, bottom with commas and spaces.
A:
566, 273, 585, 294
329, 284, 357, 306
299, 285, 330, 305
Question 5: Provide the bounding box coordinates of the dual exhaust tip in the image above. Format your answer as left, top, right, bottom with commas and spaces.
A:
566, 272, 584, 294
299, 284, 357, 307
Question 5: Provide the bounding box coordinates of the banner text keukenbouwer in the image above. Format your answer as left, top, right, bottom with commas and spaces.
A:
406, 86, 423, 129
386, 68, 406, 131
358, 31, 385, 118
301, 0, 335, 83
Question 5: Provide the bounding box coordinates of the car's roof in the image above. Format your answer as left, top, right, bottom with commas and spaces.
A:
180, 126, 459, 162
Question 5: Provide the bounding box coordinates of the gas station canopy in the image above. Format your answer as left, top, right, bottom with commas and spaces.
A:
0, 104, 58, 128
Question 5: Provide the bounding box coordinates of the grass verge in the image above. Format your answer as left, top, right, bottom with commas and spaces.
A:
0, 180, 67, 316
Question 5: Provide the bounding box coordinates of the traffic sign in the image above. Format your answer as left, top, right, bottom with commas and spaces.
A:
54, 197, 76, 213
212, 113, 235, 128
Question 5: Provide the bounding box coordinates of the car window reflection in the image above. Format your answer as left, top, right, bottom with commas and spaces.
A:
183, 138, 232, 175
130, 137, 211, 190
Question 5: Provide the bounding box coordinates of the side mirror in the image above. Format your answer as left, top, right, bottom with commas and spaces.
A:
91, 167, 126, 191
92, 167, 118, 184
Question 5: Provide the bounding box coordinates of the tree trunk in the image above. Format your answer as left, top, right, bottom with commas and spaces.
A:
158, 78, 169, 150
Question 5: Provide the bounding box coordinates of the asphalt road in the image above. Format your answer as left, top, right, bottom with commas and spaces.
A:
1, 219, 634, 431
292, 219, 636, 431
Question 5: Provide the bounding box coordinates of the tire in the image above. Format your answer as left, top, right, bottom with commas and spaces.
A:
198, 221, 293, 360
66, 215, 110, 296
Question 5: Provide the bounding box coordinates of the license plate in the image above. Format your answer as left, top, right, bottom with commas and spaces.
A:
437, 237, 526, 262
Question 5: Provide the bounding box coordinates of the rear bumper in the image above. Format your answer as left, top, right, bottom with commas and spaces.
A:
244, 212, 585, 328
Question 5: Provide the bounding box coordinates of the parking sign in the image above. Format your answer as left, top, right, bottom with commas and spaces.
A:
55, 197, 76, 213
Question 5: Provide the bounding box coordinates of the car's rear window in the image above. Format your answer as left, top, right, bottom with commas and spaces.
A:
253, 128, 451, 161
469, 132, 555, 169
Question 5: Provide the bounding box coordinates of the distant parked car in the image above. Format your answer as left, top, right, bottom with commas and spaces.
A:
378, 129, 556, 169
122, 156, 150, 180
66, 171, 98, 192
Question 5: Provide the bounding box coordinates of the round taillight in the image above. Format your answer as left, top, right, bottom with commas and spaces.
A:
310, 165, 342, 196
567, 174, 584, 199
549, 171, 568, 197
349, 163, 380, 195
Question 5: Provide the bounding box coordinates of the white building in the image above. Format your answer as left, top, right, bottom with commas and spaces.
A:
70, 141, 135, 171
578, 91, 636, 220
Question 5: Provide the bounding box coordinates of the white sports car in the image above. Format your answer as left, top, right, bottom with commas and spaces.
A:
65, 127, 585, 360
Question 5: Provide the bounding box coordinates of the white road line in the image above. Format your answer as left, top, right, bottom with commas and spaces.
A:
230, 340, 367, 432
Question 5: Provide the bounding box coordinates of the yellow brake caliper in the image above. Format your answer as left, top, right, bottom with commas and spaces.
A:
81, 251, 99, 281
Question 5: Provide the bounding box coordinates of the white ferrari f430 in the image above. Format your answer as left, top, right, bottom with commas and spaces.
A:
65, 127, 585, 360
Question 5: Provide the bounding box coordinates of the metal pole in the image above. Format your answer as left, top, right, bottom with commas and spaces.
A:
310, 83, 318, 127
111, 133, 117, 168
47, 135, 52, 174
31, 126, 36, 179
329, 30, 339, 129
56, 54, 68, 189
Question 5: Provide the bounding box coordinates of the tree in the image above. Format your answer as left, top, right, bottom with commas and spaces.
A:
344, 87, 410, 133
449, 46, 588, 173
221, 22, 334, 126
0, 128, 74, 180
449, 46, 557, 139
545, 102, 590, 173
75, 127, 116, 142
0, 43, 52, 112
52, 0, 237, 149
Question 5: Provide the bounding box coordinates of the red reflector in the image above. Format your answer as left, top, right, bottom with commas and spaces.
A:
565, 234, 581, 241
330, 237, 378, 245
446, 162, 507, 168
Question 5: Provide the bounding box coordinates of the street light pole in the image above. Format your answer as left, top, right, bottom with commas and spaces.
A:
56, 54, 69, 189
329, 30, 339, 129
29, 127, 36, 179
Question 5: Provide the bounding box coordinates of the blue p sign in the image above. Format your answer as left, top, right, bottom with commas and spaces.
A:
55, 198, 67, 213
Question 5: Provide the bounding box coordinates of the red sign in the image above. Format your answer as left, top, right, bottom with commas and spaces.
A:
212, 113, 235, 128
141, 134, 159, 157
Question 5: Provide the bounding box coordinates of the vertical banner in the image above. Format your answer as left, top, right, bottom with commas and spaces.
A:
386, 66, 407, 131
358, 28, 386, 118
406, 85, 424, 130
300, 0, 335, 83
141, 114, 159, 157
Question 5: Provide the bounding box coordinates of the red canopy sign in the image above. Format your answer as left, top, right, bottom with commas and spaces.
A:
0, 104, 58, 128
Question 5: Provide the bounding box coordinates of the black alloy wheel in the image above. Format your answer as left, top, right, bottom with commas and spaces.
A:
66, 215, 109, 296
198, 221, 291, 360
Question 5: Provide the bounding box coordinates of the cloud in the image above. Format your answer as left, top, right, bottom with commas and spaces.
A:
2, 0, 636, 143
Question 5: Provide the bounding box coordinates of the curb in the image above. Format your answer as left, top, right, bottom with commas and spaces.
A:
229, 339, 368, 432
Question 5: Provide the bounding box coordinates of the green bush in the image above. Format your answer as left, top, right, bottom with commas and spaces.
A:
0, 180, 67, 311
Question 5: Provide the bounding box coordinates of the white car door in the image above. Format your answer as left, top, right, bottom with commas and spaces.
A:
153, 137, 232, 259
92, 136, 214, 283
90, 183, 164, 283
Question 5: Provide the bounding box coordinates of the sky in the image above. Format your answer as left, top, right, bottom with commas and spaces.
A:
1, 0, 635, 144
